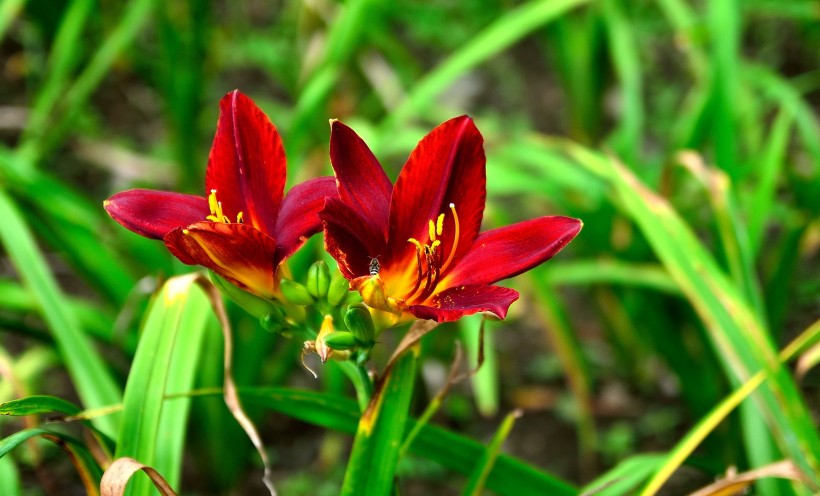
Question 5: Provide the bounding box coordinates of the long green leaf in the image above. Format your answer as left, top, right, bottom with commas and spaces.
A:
462, 409, 521, 495
18, 0, 157, 162
115, 274, 210, 495
0, 190, 121, 438
382, 0, 591, 130
0, 395, 81, 417
582, 150, 820, 483
0, 427, 103, 495
240, 387, 577, 496
601, 0, 643, 166
0, 453, 20, 496
341, 348, 418, 495
579, 454, 664, 496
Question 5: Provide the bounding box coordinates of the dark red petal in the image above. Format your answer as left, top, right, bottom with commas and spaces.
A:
163, 222, 278, 298
386, 116, 485, 272
320, 197, 387, 280
329, 120, 392, 239
104, 189, 209, 239
205, 90, 285, 235
446, 216, 582, 287
407, 284, 519, 323
275, 176, 338, 262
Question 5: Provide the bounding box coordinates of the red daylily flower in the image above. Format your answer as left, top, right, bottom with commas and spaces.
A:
104, 90, 336, 299
320, 116, 582, 323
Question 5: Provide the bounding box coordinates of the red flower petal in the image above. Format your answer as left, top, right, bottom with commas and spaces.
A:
163, 222, 278, 298
445, 216, 582, 287
407, 284, 519, 322
104, 189, 209, 239
320, 197, 387, 280
275, 176, 338, 262
329, 120, 392, 240
386, 116, 485, 271
205, 90, 285, 235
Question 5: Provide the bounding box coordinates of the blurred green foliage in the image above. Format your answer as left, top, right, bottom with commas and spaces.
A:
1, 0, 819, 494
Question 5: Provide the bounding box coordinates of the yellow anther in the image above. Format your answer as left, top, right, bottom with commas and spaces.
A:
208, 189, 219, 213
206, 189, 244, 224
406, 203, 461, 301
436, 213, 445, 236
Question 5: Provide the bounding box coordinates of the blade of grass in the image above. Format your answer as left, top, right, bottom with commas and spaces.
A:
601, 0, 643, 167
462, 409, 521, 496
0, 453, 20, 496
599, 153, 820, 484
0, 147, 143, 306
543, 10, 605, 143
539, 259, 679, 294
707, 0, 740, 178
460, 315, 498, 416
0, 279, 114, 341
287, 0, 378, 156
18, 0, 95, 166
0, 427, 103, 495
579, 454, 664, 496
641, 318, 820, 495
0, 395, 82, 417
0, 190, 121, 438
676, 151, 765, 322
381, 0, 591, 131
528, 266, 597, 477
746, 108, 794, 255
0, 347, 58, 403
17, 0, 157, 163
239, 387, 577, 496
0, 0, 26, 43
114, 274, 210, 495
545, 138, 820, 483
341, 346, 418, 495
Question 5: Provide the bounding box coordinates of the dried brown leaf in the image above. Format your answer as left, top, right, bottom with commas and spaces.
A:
688, 460, 812, 496
100, 457, 175, 496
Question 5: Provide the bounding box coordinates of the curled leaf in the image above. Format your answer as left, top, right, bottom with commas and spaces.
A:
100, 457, 176, 496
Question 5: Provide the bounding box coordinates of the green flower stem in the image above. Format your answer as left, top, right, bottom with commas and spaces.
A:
337, 360, 373, 412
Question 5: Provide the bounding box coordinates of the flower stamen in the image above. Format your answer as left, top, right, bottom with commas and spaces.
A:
440, 203, 459, 273
206, 189, 244, 224
405, 203, 460, 301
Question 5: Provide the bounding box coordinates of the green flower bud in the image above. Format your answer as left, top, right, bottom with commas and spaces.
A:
280, 278, 314, 306
344, 303, 375, 346
306, 261, 331, 299
322, 331, 359, 350
260, 306, 287, 332
327, 271, 350, 306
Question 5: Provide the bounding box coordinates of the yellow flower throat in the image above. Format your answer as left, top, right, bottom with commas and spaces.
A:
406, 203, 460, 300
206, 189, 244, 224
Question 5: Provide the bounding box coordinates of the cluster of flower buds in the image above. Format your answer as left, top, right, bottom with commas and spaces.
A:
278, 261, 377, 363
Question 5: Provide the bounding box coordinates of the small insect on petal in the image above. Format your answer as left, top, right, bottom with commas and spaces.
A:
369, 256, 381, 276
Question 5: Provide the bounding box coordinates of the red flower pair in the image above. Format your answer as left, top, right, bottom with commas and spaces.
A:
105, 91, 581, 322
